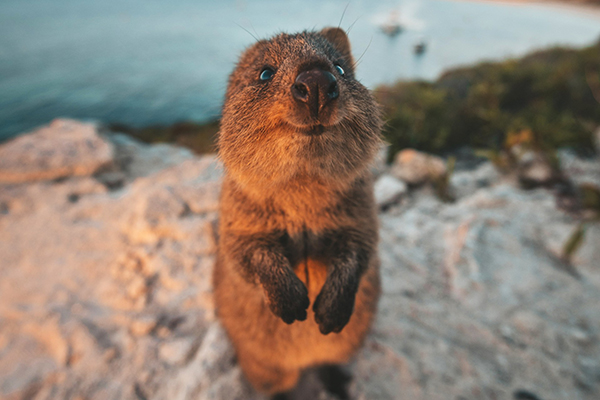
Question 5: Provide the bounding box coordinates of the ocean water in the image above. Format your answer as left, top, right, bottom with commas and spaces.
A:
1, 0, 599, 140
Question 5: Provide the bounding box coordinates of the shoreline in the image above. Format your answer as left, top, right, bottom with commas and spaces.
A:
451, 0, 600, 20
1, 0, 598, 143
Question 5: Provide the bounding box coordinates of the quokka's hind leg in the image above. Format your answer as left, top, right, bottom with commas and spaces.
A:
272, 364, 353, 400
237, 353, 301, 395
270, 391, 295, 400
317, 364, 353, 400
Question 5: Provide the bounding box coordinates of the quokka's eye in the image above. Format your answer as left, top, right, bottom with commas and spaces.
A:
259, 67, 275, 81
334, 64, 345, 76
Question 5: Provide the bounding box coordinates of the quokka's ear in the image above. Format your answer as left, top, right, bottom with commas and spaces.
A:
320, 27, 354, 65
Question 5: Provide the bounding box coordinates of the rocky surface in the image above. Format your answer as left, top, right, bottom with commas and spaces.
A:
450, 162, 500, 199
390, 149, 447, 185
0, 119, 113, 184
374, 175, 408, 209
1, 120, 599, 400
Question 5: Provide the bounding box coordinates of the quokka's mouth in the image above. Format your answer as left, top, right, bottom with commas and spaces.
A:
285, 118, 340, 137
284, 120, 328, 137
298, 124, 325, 136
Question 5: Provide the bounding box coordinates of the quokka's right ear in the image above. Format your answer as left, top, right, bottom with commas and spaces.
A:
320, 27, 354, 65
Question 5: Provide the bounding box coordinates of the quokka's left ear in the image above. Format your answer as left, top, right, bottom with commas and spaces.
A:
320, 27, 354, 65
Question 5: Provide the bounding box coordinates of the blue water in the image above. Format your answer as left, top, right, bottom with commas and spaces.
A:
1, 0, 599, 140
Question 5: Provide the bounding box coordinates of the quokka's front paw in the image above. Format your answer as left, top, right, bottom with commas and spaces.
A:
263, 272, 310, 324
313, 277, 358, 335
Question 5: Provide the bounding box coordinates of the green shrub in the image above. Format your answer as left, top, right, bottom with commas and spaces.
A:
375, 39, 600, 160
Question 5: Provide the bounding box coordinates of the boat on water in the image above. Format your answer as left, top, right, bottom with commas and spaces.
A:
380, 10, 403, 37
414, 39, 427, 55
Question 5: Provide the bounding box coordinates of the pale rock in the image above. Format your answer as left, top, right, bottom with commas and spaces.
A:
510, 310, 545, 337
2, 121, 600, 400
29, 317, 69, 366
517, 150, 556, 186
0, 124, 225, 399
68, 325, 104, 366
374, 174, 407, 207
173, 181, 221, 215
159, 338, 196, 365
390, 149, 447, 185
0, 358, 58, 396
373, 182, 600, 399
107, 133, 196, 181
557, 149, 600, 188
450, 161, 501, 198
158, 324, 249, 400
0, 119, 113, 184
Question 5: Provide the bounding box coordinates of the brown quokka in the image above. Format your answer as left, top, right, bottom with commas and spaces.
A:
213, 27, 382, 396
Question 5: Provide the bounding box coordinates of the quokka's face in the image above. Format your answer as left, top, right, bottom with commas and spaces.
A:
219, 28, 382, 188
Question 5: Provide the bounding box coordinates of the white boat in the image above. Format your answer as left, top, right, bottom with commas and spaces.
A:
380, 10, 403, 37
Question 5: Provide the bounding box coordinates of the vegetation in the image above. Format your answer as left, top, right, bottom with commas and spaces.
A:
109, 120, 219, 155
375, 39, 600, 161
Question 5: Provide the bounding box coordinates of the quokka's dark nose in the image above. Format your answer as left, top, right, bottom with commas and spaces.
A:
291, 69, 339, 118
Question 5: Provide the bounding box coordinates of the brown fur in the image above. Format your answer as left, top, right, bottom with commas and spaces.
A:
213, 27, 383, 395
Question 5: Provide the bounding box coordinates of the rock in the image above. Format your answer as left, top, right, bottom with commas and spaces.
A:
107, 133, 195, 181
25, 317, 69, 366
157, 324, 253, 400
390, 149, 447, 185
374, 174, 407, 207
517, 150, 556, 187
450, 161, 501, 199
0, 119, 113, 184
594, 126, 600, 155
0, 357, 58, 397
159, 338, 196, 365
373, 183, 600, 399
0, 132, 223, 399
557, 149, 600, 189
2, 121, 600, 400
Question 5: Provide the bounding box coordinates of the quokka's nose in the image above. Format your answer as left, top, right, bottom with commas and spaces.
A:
291, 69, 339, 118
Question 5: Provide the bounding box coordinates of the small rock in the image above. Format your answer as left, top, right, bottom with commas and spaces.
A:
517, 151, 556, 187
374, 174, 407, 207
390, 149, 447, 185
159, 338, 196, 365
557, 149, 600, 188
451, 162, 500, 198
0, 119, 113, 184
570, 328, 591, 345
129, 317, 157, 337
